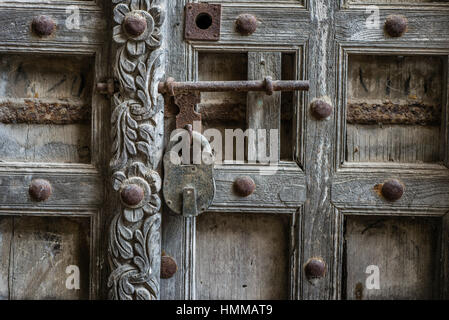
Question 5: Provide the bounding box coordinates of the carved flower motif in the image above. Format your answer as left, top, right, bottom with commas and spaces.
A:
112, 162, 161, 223
113, 0, 164, 56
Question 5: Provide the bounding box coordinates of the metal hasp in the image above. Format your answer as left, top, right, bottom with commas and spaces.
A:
159, 77, 309, 131
160, 76, 309, 217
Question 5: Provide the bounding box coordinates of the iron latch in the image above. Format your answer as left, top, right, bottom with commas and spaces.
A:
160, 77, 309, 217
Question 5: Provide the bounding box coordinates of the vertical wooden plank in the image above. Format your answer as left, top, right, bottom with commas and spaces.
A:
161, 0, 190, 300
247, 52, 282, 163
0, 217, 12, 300
302, 0, 337, 299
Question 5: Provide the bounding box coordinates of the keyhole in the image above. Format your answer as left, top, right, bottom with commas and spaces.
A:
196, 13, 213, 30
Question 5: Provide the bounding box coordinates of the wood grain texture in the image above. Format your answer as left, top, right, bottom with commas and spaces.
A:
0, 123, 91, 163
345, 54, 443, 163
0, 217, 12, 300
197, 52, 247, 146
247, 52, 281, 163
0, 216, 90, 300
161, 1, 305, 300
0, 54, 93, 163
0, 4, 106, 53
160, 0, 189, 300
198, 6, 310, 45
336, 10, 449, 42
332, 173, 449, 209
107, 0, 166, 300
161, 0, 449, 301
346, 125, 441, 163
344, 216, 439, 300
196, 212, 290, 300
0, 0, 110, 300
347, 55, 443, 110
0, 54, 94, 102
210, 164, 305, 213
0, 171, 103, 208
300, 0, 338, 299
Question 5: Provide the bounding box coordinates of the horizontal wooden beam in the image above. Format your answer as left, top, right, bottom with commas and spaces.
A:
209, 163, 305, 213
0, 4, 106, 53
332, 172, 449, 209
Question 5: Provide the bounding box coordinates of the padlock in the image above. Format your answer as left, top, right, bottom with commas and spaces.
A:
163, 130, 215, 217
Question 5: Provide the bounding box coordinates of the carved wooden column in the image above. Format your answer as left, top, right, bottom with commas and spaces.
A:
107, 0, 165, 300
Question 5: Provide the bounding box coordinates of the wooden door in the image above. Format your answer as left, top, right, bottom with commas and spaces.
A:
0, 1, 110, 299
157, 0, 449, 300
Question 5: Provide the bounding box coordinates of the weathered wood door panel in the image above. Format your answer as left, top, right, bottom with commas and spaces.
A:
3, 0, 445, 300
334, 0, 449, 300
0, 0, 110, 299
159, 0, 449, 300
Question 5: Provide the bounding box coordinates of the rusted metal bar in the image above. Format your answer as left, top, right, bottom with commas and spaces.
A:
347, 102, 441, 126
158, 77, 309, 96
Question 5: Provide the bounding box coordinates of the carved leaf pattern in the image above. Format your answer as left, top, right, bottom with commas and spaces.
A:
108, 0, 164, 301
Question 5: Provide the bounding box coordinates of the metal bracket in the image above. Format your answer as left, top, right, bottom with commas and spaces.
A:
96, 78, 119, 97
185, 3, 221, 41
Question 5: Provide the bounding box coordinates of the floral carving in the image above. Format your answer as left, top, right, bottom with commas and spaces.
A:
108, 0, 165, 301
112, 162, 161, 223
113, 1, 163, 55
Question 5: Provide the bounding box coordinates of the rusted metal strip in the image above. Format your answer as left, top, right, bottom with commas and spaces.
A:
347, 102, 441, 126
0, 98, 90, 124
159, 77, 309, 96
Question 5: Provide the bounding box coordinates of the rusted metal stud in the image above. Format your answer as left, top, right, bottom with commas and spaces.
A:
385, 15, 407, 38
161, 254, 178, 279
123, 14, 147, 37
381, 179, 404, 201
121, 184, 144, 206
233, 176, 256, 197
304, 258, 326, 280
29, 179, 52, 202
311, 100, 333, 120
31, 15, 55, 37
236, 14, 257, 36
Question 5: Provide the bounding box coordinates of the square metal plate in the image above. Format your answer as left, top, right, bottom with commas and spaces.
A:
185, 3, 221, 41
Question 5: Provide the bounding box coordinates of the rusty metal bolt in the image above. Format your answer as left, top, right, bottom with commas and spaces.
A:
233, 176, 256, 197
31, 15, 55, 37
121, 184, 144, 206
161, 255, 178, 279
385, 15, 407, 38
124, 14, 147, 37
304, 258, 326, 280
236, 14, 257, 36
29, 179, 52, 202
311, 100, 333, 120
381, 179, 404, 201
